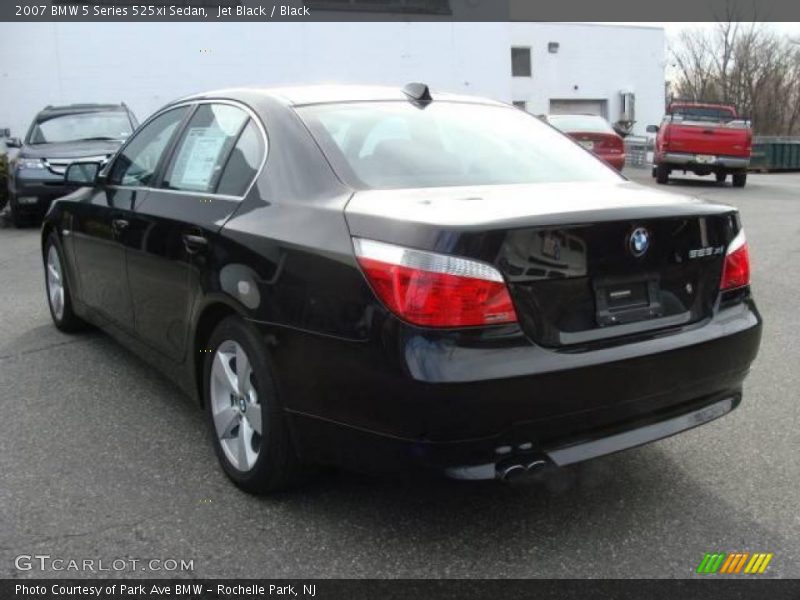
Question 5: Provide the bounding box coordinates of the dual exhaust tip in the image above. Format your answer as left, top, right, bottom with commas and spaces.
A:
496, 457, 550, 482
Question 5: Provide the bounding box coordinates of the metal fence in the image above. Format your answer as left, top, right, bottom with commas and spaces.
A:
624, 136, 653, 169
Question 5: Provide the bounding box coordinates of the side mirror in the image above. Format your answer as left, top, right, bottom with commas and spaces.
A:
645, 125, 659, 133
6, 137, 21, 148
65, 161, 101, 185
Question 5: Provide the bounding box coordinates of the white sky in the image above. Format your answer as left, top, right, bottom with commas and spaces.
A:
596, 22, 800, 41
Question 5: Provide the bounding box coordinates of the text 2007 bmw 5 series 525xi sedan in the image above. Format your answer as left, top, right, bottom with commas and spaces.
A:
42, 84, 762, 493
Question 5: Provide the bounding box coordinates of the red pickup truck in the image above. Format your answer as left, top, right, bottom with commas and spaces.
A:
648, 102, 752, 187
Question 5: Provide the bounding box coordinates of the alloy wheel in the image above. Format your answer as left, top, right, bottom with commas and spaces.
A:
46, 245, 65, 321
210, 340, 262, 471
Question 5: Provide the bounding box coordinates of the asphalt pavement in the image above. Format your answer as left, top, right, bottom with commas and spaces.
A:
1, 169, 798, 579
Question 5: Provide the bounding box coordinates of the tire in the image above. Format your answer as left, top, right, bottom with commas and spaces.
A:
715, 172, 727, 184
732, 172, 747, 188
8, 196, 27, 228
43, 233, 87, 332
651, 166, 657, 178
203, 316, 302, 494
655, 163, 669, 184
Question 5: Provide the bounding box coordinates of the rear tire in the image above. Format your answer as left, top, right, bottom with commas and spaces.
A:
655, 163, 669, 185
204, 316, 303, 494
732, 172, 747, 188
715, 172, 727, 184
44, 233, 87, 332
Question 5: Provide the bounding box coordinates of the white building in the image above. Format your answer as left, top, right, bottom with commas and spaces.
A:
0, 21, 665, 138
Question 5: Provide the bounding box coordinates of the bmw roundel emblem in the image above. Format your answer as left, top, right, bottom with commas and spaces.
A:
628, 227, 651, 257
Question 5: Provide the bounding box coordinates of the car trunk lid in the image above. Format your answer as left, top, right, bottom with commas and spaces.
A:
344, 180, 738, 346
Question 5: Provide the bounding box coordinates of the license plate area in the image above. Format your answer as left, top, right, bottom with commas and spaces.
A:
696, 154, 717, 164
593, 274, 663, 327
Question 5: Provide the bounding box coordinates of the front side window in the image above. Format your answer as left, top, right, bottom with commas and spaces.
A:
28, 111, 134, 144
109, 107, 187, 187
162, 104, 248, 193
298, 101, 622, 189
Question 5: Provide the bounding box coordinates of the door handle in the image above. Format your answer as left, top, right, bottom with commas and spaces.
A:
182, 233, 208, 254
111, 218, 129, 234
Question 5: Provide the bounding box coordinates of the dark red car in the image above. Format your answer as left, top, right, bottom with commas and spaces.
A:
546, 114, 626, 171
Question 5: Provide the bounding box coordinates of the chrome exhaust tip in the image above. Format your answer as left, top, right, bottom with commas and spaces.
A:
496, 456, 551, 482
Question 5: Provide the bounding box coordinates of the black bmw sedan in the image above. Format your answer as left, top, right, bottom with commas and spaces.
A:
43, 84, 762, 493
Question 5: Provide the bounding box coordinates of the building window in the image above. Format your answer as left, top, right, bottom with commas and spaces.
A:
512, 101, 527, 111
511, 47, 532, 77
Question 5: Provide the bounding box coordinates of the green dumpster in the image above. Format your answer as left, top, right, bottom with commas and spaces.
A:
750, 138, 800, 171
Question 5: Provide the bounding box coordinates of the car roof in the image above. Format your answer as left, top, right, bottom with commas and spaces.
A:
179, 84, 507, 108
36, 103, 128, 121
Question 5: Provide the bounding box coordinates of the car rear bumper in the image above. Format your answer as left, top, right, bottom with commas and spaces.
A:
265, 298, 762, 475
662, 152, 750, 169
600, 153, 626, 171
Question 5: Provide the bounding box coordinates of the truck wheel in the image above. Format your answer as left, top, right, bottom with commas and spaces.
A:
651, 166, 657, 178
715, 172, 727, 184
655, 164, 669, 185
732, 172, 747, 188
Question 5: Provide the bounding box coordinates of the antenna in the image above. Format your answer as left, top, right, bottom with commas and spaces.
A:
402, 82, 432, 107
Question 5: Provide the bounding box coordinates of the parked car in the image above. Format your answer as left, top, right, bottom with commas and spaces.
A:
43, 85, 761, 493
648, 102, 752, 187
6, 103, 137, 227
545, 114, 626, 171
0, 127, 11, 211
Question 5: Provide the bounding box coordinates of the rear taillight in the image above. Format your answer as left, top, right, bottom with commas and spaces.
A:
720, 229, 750, 290
353, 238, 517, 328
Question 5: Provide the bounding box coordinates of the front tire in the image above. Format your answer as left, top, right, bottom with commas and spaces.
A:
44, 233, 87, 332
8, 196, 27, 228
204, 316, 302, 494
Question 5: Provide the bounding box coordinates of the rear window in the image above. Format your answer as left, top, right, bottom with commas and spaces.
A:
548, 115, 616, 134
297, 101, 621, 189
668, 106, 736, 123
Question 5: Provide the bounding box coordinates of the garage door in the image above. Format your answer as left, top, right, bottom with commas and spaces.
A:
549, 99, 608, 118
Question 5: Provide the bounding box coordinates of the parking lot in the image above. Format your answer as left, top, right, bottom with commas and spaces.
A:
0, 169, 798, 579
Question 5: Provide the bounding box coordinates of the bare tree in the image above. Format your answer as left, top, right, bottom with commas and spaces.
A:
670, 21, 800, 135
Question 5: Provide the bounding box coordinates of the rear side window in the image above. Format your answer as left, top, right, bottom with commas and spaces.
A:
297, 101, 621, 189
216, 121, 265, 196
109, 107, 187, 187
162, 104, 248, 193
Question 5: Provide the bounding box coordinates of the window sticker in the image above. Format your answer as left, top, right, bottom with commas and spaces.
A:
171, 127, 228, 191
